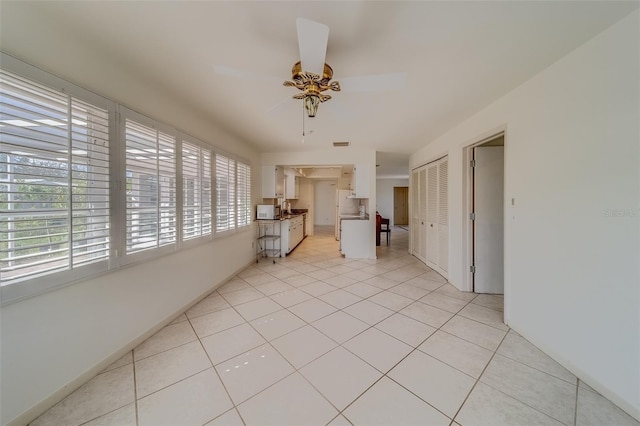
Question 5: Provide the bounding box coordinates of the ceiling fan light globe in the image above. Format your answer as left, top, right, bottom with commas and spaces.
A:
304, 95, 320, 117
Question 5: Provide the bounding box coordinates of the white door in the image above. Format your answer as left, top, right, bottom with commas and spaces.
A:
425, 158, 448, 276
473, 146, 504, 294
411, 171, 420, 257
314, 181, 336, 225
438, 160, 449, 273
411, 168, 428, 263
426, 163, 438, 265
418, 168, 427, 262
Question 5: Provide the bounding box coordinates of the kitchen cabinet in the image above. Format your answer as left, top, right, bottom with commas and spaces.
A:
280, 215, 304, 254
280, 219, 290, 253
351, 164, 370, 198
285, 170, 300, 199
262, 165, 284, 198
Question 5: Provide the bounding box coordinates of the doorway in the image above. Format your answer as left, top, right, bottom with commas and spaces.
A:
468, 135, 504, 294
314, 180, 336, 226
393, 187, 409, 226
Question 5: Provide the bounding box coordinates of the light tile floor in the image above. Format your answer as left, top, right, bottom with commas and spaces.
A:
31, 226, 639, 426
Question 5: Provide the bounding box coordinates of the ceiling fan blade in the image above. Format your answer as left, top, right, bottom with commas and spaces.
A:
339, 72, 408, 93
296, 18, 329, 76
266, 95, 294, 114
213, 65, 282, 84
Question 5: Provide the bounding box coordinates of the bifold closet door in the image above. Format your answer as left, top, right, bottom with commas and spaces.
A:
411, 169, 427, 263
425, 157, 448, 277
437, 160, 448, 274
412, 157, 448, 277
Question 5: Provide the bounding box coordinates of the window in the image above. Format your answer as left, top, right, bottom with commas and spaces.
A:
182, 140, 212, 240
0, 70, 110, 286
124, 116, 176, 255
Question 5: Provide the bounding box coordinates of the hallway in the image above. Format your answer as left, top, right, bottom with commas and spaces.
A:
31, 227, 637, 425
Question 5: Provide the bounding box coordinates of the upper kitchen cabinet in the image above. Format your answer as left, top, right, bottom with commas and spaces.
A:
352, 164, 370, 198
262, 165, 284, 198
284, 169, 300, 199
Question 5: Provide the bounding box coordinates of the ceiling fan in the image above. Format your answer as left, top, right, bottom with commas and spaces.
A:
213, 17, 406, 118
283, 18, 340, 118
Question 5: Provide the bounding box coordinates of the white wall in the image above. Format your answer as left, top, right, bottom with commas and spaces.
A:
0, 14, 260, 426
376, 178, 409, 225
411, 11, 639, 420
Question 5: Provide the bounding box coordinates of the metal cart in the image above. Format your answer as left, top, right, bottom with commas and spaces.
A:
256, 220, 281, 263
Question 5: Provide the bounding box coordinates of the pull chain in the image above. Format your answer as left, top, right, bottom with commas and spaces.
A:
301, 101, 305, 144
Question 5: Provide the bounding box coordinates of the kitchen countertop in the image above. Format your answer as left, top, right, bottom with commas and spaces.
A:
279, 213, 305, 220
340, 214, 369, 220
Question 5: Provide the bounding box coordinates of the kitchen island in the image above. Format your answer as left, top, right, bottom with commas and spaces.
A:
340, 216, 370, 259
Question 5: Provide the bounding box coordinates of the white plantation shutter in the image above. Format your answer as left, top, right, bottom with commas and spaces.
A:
182, 141, 212, 240
0, 70, 110, 284
215, 153, 235, 232
202, 149, 212, 235
124, 118, 176, 254
236, 161, 251, 227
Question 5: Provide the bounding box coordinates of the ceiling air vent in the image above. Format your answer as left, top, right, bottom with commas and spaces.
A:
333, 141, 350, 147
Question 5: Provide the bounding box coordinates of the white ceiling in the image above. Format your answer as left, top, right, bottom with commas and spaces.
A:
1, 1, 637, 177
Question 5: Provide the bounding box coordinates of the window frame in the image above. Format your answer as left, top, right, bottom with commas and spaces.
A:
116, 106, 178, 267
214, 152, 254, 237
1, 53, 116, 304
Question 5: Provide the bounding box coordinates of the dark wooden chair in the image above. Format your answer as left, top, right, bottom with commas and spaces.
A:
380, 217, 390, 245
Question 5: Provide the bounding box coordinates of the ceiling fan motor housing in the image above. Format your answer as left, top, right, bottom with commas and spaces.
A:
291, 61, 333, 84
284, 61, 341, 117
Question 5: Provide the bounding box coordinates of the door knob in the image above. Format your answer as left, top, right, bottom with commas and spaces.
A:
430, 224, 433, 227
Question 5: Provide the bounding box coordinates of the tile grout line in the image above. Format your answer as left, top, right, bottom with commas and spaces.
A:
130, 352, 140, 426
221, 295, 346, 420
449, 328, 510, 424
574, 378, 579, 426
457, 330, 576, 426
315, 281, 474, 423
211, 256, 438, 424
185, 313, 248, 426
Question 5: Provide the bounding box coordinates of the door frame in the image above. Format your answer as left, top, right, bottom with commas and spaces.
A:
462, 129, 506, 294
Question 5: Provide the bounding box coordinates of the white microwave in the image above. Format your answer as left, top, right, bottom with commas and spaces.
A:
257, 205, 280, 220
